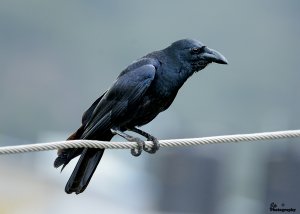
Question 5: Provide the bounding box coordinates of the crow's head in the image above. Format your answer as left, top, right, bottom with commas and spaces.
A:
167, 39, 228, 73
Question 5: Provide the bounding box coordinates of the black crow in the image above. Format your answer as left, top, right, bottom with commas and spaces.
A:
54, 39, 228, 194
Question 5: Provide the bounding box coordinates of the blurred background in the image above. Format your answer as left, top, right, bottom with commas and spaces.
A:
0, 0, 300, 213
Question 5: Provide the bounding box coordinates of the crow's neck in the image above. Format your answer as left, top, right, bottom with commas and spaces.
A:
153, 64, 192, 99
147, 51, 194, 96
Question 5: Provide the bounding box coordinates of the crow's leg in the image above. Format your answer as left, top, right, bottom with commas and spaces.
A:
130, 127, 160, 154
110, 128, 145, 157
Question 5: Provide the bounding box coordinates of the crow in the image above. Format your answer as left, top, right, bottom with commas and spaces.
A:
54, 39, 228, 194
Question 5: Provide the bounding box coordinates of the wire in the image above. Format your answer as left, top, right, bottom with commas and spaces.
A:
0, 130, 299, 155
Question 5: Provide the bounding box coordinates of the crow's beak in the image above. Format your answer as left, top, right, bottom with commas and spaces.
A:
202, 47, 228, 64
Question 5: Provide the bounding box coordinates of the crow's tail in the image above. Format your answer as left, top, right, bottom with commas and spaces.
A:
54, 127, 85, 171
54, 127, 113, 194
65, 148, 104, 194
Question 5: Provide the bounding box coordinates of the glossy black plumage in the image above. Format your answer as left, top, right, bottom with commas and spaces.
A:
54, 39, 228, 194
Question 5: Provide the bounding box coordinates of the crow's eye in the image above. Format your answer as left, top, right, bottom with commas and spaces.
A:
191, 47, 200, 54
191, 46, 206, 54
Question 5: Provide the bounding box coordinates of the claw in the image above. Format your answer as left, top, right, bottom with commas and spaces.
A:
130, 138, 145, 157
144, 136, 160, 154
128, 127, 160, 154
111, 127, 159, 156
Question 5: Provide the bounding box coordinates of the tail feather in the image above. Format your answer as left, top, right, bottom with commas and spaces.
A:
54, 123, 113, 194
55, 92, 110, 194
54, 127, 84, 170
54, 148, 83, 171
65, 148, 104, 194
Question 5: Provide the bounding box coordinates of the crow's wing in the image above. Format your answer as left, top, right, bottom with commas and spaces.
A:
81, 63, 156, 139
81, 91, 107, 125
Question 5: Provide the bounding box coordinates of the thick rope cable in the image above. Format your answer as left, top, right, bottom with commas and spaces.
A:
0, 130, 299, 155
